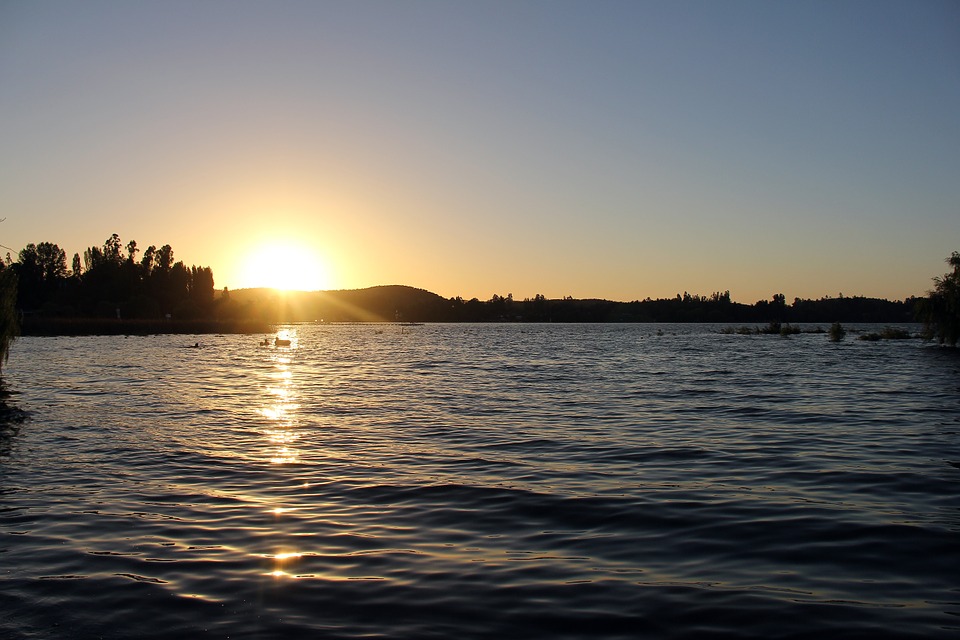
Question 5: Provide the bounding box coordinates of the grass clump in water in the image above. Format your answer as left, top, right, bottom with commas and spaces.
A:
829, 322, 846, 342
719, 326, 756, 335
858, 326, 913, 341
721, 323, 805, 336
779, 323, 801, 336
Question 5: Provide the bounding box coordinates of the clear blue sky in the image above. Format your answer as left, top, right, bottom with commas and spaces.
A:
1, 0, 957, 302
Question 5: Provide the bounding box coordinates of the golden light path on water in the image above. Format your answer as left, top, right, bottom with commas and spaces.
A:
259, 328, 301, 466
256, 328, 305, 577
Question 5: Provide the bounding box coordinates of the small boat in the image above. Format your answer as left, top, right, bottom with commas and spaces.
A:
274, 338, 291, 347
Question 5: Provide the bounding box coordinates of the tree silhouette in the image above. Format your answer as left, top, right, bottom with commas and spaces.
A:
11, 233, 218, 325
14, 242, 67, 309
918, 251, 960, 346
140, 245, 156, 276
157, 245, 174, 273
0, 262, 17, 372
103, 233, 123, 265
126, 240, 139, 264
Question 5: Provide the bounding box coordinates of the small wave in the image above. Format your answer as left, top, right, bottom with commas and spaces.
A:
114, 573, 168, 584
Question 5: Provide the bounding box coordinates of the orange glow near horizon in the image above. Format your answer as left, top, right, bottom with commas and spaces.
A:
235, 241, 333, 292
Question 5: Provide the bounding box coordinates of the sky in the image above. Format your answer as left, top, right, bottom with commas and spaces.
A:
1, 0, 957, 303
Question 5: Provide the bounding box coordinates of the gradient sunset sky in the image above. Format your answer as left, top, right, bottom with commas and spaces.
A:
1, 0, 957, 303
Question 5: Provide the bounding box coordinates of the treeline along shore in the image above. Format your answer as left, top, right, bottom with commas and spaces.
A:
15, 286, 920, 335
216, 287, 918, 325
0, 233, 939, 336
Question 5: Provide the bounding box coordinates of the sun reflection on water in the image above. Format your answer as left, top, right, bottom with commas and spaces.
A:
253, 328, 319, 582
258, 339, 301, 465
264, 550, 304, 578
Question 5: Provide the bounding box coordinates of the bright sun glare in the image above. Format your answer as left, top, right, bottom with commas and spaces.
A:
240, 242, 331, 291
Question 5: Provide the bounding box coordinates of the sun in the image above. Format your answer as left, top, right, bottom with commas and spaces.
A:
238, 242, 332, 291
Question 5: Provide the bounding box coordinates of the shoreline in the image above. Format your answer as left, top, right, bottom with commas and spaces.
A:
18, 318, 273, 336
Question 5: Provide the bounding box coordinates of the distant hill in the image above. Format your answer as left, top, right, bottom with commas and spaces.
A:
221, 285, 450, 322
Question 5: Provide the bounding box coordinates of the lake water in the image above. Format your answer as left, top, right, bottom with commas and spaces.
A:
1, 323, 958, 639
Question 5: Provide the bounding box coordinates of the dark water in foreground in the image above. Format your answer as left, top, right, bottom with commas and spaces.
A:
1, 323, 958, 639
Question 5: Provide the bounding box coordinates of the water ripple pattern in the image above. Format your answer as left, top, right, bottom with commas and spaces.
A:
1, 324, 958, 639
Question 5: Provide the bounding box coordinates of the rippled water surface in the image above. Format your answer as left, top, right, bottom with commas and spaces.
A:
1, 323, 958, 639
